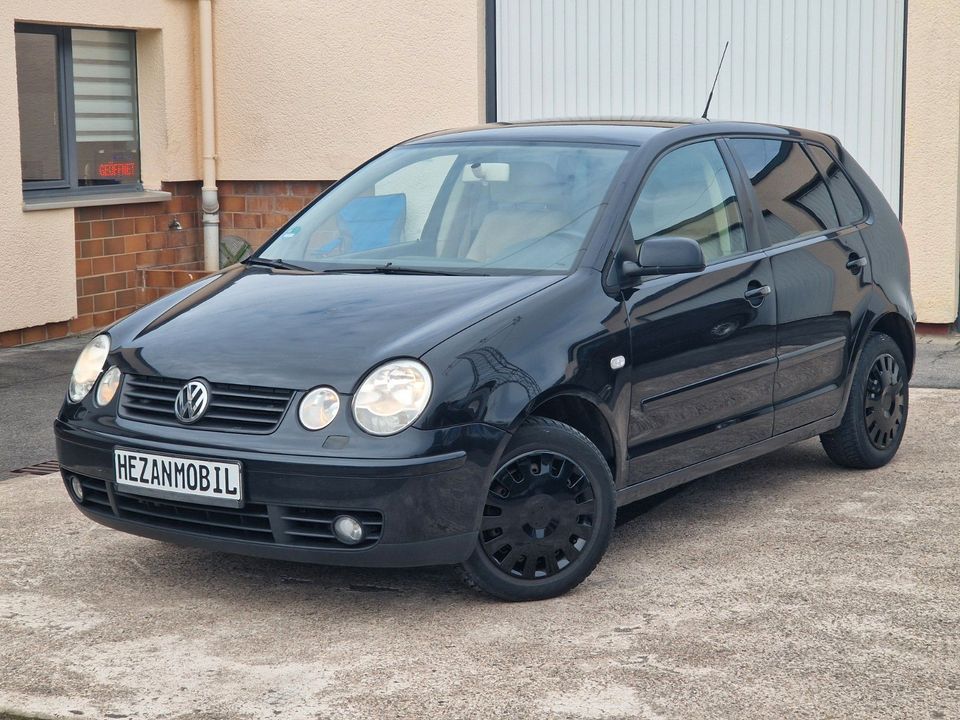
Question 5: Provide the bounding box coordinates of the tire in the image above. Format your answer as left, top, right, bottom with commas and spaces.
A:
820, 332, 909, 469
458, 416, 616, 601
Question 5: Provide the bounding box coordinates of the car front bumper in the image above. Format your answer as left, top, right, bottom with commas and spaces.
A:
54, 419, 506, 567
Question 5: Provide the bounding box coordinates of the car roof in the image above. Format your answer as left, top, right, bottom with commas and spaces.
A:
403, 118, 838, 148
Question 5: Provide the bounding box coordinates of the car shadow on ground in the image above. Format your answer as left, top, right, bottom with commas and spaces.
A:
102, 439, 839, 604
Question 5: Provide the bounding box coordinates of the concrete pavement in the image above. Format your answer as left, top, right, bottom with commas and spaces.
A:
2, 388, 958, 719
0, 335, 90, 477
913, 333, 960, 388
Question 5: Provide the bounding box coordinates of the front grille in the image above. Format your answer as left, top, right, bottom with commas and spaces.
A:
64, 471, 383, 549
115, 494, 274, 542
118, 374, 293, 434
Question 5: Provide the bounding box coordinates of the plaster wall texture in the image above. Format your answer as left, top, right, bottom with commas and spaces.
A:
212, 0, 485, 181
4, 0, 959, 332
900, 0, 960, 324
1, 0, 485, 333
0, 0, 198, 332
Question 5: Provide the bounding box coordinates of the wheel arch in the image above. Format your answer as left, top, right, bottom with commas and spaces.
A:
869, 312, 916, 378
512, 389, 624, 486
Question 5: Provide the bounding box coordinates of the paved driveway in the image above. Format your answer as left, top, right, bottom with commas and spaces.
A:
0, 335, 89, 477
1, 388, 957, 719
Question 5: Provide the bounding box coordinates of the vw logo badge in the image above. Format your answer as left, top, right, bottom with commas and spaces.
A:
174, 379, 210, 424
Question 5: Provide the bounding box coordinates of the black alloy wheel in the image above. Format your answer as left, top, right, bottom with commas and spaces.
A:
459, 416, 616, 601
864, 353, 905, 450
480, 451, 595, 580
821, 332, 909, 469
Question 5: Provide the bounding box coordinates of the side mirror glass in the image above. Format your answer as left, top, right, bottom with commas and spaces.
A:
622, 236, 706, 279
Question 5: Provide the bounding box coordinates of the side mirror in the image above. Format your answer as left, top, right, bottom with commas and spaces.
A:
622, 236, 706, 279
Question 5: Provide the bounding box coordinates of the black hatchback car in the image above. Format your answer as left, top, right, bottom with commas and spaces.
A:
56, 119, 915, 601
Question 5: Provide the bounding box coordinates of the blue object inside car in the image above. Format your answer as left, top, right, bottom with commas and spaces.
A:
313, 193, 407, 256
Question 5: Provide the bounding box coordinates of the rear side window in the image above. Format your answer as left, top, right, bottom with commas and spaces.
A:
805, 144, 866, 226
728, 138, 839, 244
628, 140, 746, 264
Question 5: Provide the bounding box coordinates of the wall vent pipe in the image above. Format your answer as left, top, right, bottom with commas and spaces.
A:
198, 0, 219, 272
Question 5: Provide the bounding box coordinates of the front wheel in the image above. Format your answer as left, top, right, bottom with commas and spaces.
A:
459, 417, 616, 601
820, 332, 909, 469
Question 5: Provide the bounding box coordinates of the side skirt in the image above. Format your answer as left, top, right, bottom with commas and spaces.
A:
615, 413, 842, 507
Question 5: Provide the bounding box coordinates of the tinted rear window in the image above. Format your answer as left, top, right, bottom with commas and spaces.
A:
805, 144, 866, 226
729, 138, 839, 244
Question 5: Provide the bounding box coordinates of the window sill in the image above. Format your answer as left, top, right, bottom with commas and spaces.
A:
22, 189, 172, 212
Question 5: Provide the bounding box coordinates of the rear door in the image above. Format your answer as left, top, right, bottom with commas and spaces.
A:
727, 137, 872, 433
623, 139, 778, 483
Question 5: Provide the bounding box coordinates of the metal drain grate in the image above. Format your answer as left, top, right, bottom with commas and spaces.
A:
9, 460, 60, 476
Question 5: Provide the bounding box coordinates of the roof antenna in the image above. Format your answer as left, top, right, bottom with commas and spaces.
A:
701, 41, 730, 119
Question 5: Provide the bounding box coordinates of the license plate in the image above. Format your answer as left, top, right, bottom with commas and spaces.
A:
114, 449, 243, 508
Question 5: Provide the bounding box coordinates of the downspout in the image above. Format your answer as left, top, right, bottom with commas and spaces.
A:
198, 0, 219, 271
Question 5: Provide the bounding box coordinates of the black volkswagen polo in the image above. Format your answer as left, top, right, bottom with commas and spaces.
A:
56, 119, 915, 601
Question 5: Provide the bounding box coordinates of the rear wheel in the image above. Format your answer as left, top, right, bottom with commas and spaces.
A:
820, 332, 909, 469
459, 417, 616, 601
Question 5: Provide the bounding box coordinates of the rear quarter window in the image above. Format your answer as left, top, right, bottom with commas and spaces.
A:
728, 138, 839, 244
805, 144, 867, 226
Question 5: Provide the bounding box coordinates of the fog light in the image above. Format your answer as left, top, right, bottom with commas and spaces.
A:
70, 475, 84, 502
332, 515, 364, 545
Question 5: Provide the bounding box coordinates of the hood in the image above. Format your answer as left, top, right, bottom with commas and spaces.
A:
109, 265, 560, 391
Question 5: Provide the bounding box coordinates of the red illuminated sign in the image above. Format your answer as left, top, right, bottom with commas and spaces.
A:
98, 162, 136, 178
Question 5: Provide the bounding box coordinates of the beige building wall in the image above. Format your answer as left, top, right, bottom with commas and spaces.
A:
0, 0, 199, 334
901, 0, 960, 325
3, 0, 959, 334
1, 0, 486, 334
213, 1, 485, 181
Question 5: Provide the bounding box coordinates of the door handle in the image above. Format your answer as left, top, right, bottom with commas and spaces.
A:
846, 254, 868, 273
744, 284, 772, 300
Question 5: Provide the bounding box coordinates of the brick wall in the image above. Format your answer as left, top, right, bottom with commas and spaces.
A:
0, 182, 202, 348
73, 181, 204, 332
219, 180, 331, 250
0, 179, 333, 348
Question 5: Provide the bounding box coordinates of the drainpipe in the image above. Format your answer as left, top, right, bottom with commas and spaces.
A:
198, 0, 219, 272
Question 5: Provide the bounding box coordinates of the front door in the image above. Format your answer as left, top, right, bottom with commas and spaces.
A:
623, 139, 778, 484
727, 138, 873, 433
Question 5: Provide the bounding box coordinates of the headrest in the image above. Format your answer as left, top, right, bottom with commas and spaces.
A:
490, 161, 561, 206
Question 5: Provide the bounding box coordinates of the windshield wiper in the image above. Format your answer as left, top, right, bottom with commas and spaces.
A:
322, 263, 485, 276
242, 256, 312, 271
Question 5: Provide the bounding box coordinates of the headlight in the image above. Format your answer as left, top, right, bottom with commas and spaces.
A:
353, 359, 432, 436
299, 386, 340, 430
95, 366, 122, 407
68, 334, 110, 403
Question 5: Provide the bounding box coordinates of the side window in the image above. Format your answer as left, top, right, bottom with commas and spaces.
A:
806, 144, 866, 226
728, 138, 839, 244
628, 140, 746, 264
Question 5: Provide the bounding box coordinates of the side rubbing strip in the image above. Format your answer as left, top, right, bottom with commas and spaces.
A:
777, 336, 847, 370
641, 357, 777, 411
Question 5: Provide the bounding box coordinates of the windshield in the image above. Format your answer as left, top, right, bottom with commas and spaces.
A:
256, 142, 631, 275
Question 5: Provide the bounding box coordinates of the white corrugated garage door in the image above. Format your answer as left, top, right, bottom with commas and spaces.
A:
493, 0, 906, 212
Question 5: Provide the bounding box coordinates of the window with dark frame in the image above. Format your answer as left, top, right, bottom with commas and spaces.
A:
15, 23, 141, 196
628, 141, 747, 265
728, 138, 840, 244
805, 144, 867, 227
